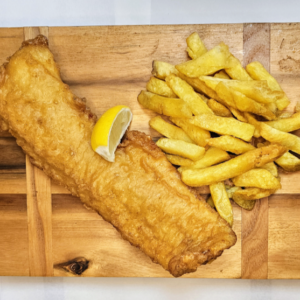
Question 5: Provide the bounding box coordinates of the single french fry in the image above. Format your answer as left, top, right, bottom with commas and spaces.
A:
178, 147, 231, 173
210, 182, 233, 226
176, 42, 237, 77
276, 110, 293, 119
246, 61, 290, 110
149, 116, 194, 143
275, 151, 300, 172
232, 169, 281, 189
264, 112, 300, 132
186, 32, 207, 59
200, 76, 283, 105
214, 70, 230, 79
232, 196, 256, 210
152, 60, 179, 79
146, 77, 177, 98
207, 135, 255, 154
206, 196, 215, 208
170, 117, 210, 147
207, 99, 232, 117
226, 186, 240, 199
261, 162, 278, 177
166, 154, 193, 167
190, 114, 255, 142
233, 187, 276, 201
165, 74, 213, 115
181, 144, 287, 187
178, 72, 223, 101
138, 91, 192, 118
225, 55, 253, 81
215, 82, 276, 120
244, 112, 261, 138
260, 122, 300, 155
228, 107, 248, 123
156, 138, 205, 161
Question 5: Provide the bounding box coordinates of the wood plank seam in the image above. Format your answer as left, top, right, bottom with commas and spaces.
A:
241, 23, 270, 279
24, 27, 53, 276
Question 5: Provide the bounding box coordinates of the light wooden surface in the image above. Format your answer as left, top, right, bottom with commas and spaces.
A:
0, 23, 299, 278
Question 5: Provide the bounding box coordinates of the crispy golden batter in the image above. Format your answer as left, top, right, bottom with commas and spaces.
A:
0, 36, 236, 277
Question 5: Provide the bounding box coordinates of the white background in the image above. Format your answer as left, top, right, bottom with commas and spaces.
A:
1, 0, 300, 299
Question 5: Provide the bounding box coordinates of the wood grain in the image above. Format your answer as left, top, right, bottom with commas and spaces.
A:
52, 194, 241, 278
241, 23, 270, 279
1, 24, 300, 278
268, 194, 300, 279
24, 27, 53, 276
0, 194, 29, 276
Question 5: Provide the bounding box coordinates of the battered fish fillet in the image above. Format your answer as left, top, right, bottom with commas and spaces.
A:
0, 36, 236, 277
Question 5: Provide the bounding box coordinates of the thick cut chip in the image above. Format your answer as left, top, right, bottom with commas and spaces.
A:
277, 110, 293, 119
215, 83, 276, 120
232, 169, 281, 189
232, 195, 256, 211
166, 154, 193, 167
146, 77, 177, 98
246, 61, 290, 110
225, 55, 253, 81
264, 112, 300, 132
149, 116, 194, 143
210, 182, 233, 226
176, 42, 236, 77
178, 147, 230, 173
156, 138, 205, 161
214, 70, 230, 79
138, 91, 192, 118
226, 186, 240, 199
207, 99, 232, 117
228, 107, 248, 123
190, 114, 255, 142
233, 187, 275, 201
275, 151, 300, 172
260, 123, 300, 155
170, 117, 210, 147
261, 162, 278, 177
181, 144, 287, 187
186, 32, 207, 59
206, 196, 215, 208
207, 135, 255, 154
165, 74, 213, 115
178, 72, 223, 101
200, 76, 283, 105
152, 60, 179, 80
244, 113, 260, 138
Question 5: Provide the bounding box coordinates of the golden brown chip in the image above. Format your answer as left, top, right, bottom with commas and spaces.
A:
170, 117, 210, 147
214, 70, 230, 79
207, 135, 255, 154
232, 187, 276, 201
138, 91, 192, 118
181, 144, 287, 187
246, 61, 290, 110
176, 42, 236, 77
178, 147, 230, 173
186, 32, 207, 59
207, 99, 232, 117
146, 77, 177, 98
149, 116, 194, 143
225, 55, 253, 81
232, 169, 281, 189
210, 182, 233, 226
231, 195, 256, 211
165, 74, 213, 115
166, 154, 193, 167
190, 114, 255, 141
152, 60, 179, 80
156, 138, 205, 161
275, 151, 300, 172
264, 112, 300, 132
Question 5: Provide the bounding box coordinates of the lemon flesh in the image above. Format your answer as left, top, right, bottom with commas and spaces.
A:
91, 105, 132, 162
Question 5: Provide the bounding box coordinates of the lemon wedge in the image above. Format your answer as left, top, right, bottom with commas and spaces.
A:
91, 105, 132, 162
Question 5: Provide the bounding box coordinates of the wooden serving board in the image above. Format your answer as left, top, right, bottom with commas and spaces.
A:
0, 23, 300, 279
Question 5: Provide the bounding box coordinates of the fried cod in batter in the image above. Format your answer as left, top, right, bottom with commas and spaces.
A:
0, 36, 236, 277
